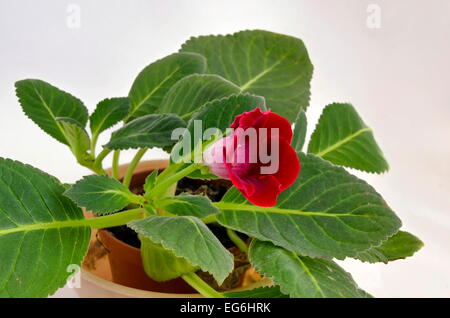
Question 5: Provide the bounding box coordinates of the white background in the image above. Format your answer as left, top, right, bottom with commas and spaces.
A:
0, 0, 449, 297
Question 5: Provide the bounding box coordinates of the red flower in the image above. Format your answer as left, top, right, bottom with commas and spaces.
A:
203, 108, 300, 207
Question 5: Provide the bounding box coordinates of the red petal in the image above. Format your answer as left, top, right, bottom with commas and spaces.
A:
237, 174, 281, 207
231, 108, 264, 130
272, 139, 300, 190
257, 112, 293, 143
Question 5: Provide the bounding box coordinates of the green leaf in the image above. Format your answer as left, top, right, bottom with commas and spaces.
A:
224, 286, 289, 298
216, 153, 401, 259
64, 175, 143, 214
0, 158, 91, 298
106, 114, 186, 150
15, 79, 89, 145
180, 30, 313, 122
143, 170, 158, 194
90, 97, 130, 137
128, 216, 234, 284
171, 94, 266, 163
154, 194, 220, 218
139, 235, 198, 281
308, 103, 389, 173
292, 110, 307, 151
127, 52, 206, 122
356, 231, 424, 263
158, 74, 240, 120
249, 240, 368, 298
56, 117, 90, 160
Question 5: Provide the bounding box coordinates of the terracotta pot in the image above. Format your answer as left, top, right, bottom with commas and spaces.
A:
77, 159, 265, 298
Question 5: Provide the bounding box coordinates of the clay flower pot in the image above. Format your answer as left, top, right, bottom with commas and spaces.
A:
77, 160, 263, 298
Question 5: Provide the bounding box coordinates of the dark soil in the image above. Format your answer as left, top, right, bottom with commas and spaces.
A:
106, 170, 244, 249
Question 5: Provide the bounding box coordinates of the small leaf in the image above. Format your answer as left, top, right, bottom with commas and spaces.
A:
356, 231, 424, 263
0, 158, 90, 298
15, 79, 89, 145
106, 114, 186, 150
127, 52, 206, 121
224, 286, 289, 298
216, 153, 401, 259
158, 74, 240, 120
155, 194, 220, 218
143, 170, 158, 194
128, 216, 234, 284
90, 97, 130, 137
64, 175, 143, 214
308, 103, 389, 173
139, 235, 198, 281
249, 240, 368, 298
292, 110, 307, 151
180, 30, 313, 122
56, 117, 90, 160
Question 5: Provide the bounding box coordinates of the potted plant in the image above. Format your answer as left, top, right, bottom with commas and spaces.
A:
0, 30, 423, 298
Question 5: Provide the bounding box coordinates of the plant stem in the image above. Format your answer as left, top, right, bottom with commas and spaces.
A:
90, 133, 99, 158
201, 214, 218, 224
92, 148, 112, 175
123, 148, 148, 187
84, 208, 145, 229
112, 150, 121, 179
226, 228, 248, 253
181, 272, 225, 298
148, 164, 199, 199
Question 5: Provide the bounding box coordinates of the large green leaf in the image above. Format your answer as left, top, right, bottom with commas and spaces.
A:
308, 103, 389, 173
356, 231, 424, 263
127, 52, 206, 122
90, 97, 130, 137
171, 94, 266, 164
158, 74, 240, 120
180, 30, 313, 122
0, 158, 90, 298
64, 175, 144, 215
56, 117, 91, 160
15, 79, 89, 145
249, 240, 369, 298
216, 153, 401, 259
106, 114, 186, 150
128, 216, 234, 284
292, 110, 307, 151
154, 194, 220, 218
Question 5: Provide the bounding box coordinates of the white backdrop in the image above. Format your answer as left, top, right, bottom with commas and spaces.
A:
1, 0, 449, 297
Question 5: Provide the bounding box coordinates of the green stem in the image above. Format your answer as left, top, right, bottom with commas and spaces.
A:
123, 148, 148, 187
181, 272, 225, 298
148, 164, 199, 199
87, 208, 146, 228
201, 214, 218, 224
112, 150, 121, 179
226, 228, 248, 253
91, 133, 99, 158
93, 148, 112, 175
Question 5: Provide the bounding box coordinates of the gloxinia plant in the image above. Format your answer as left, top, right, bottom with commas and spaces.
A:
0, 30, 423, 298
